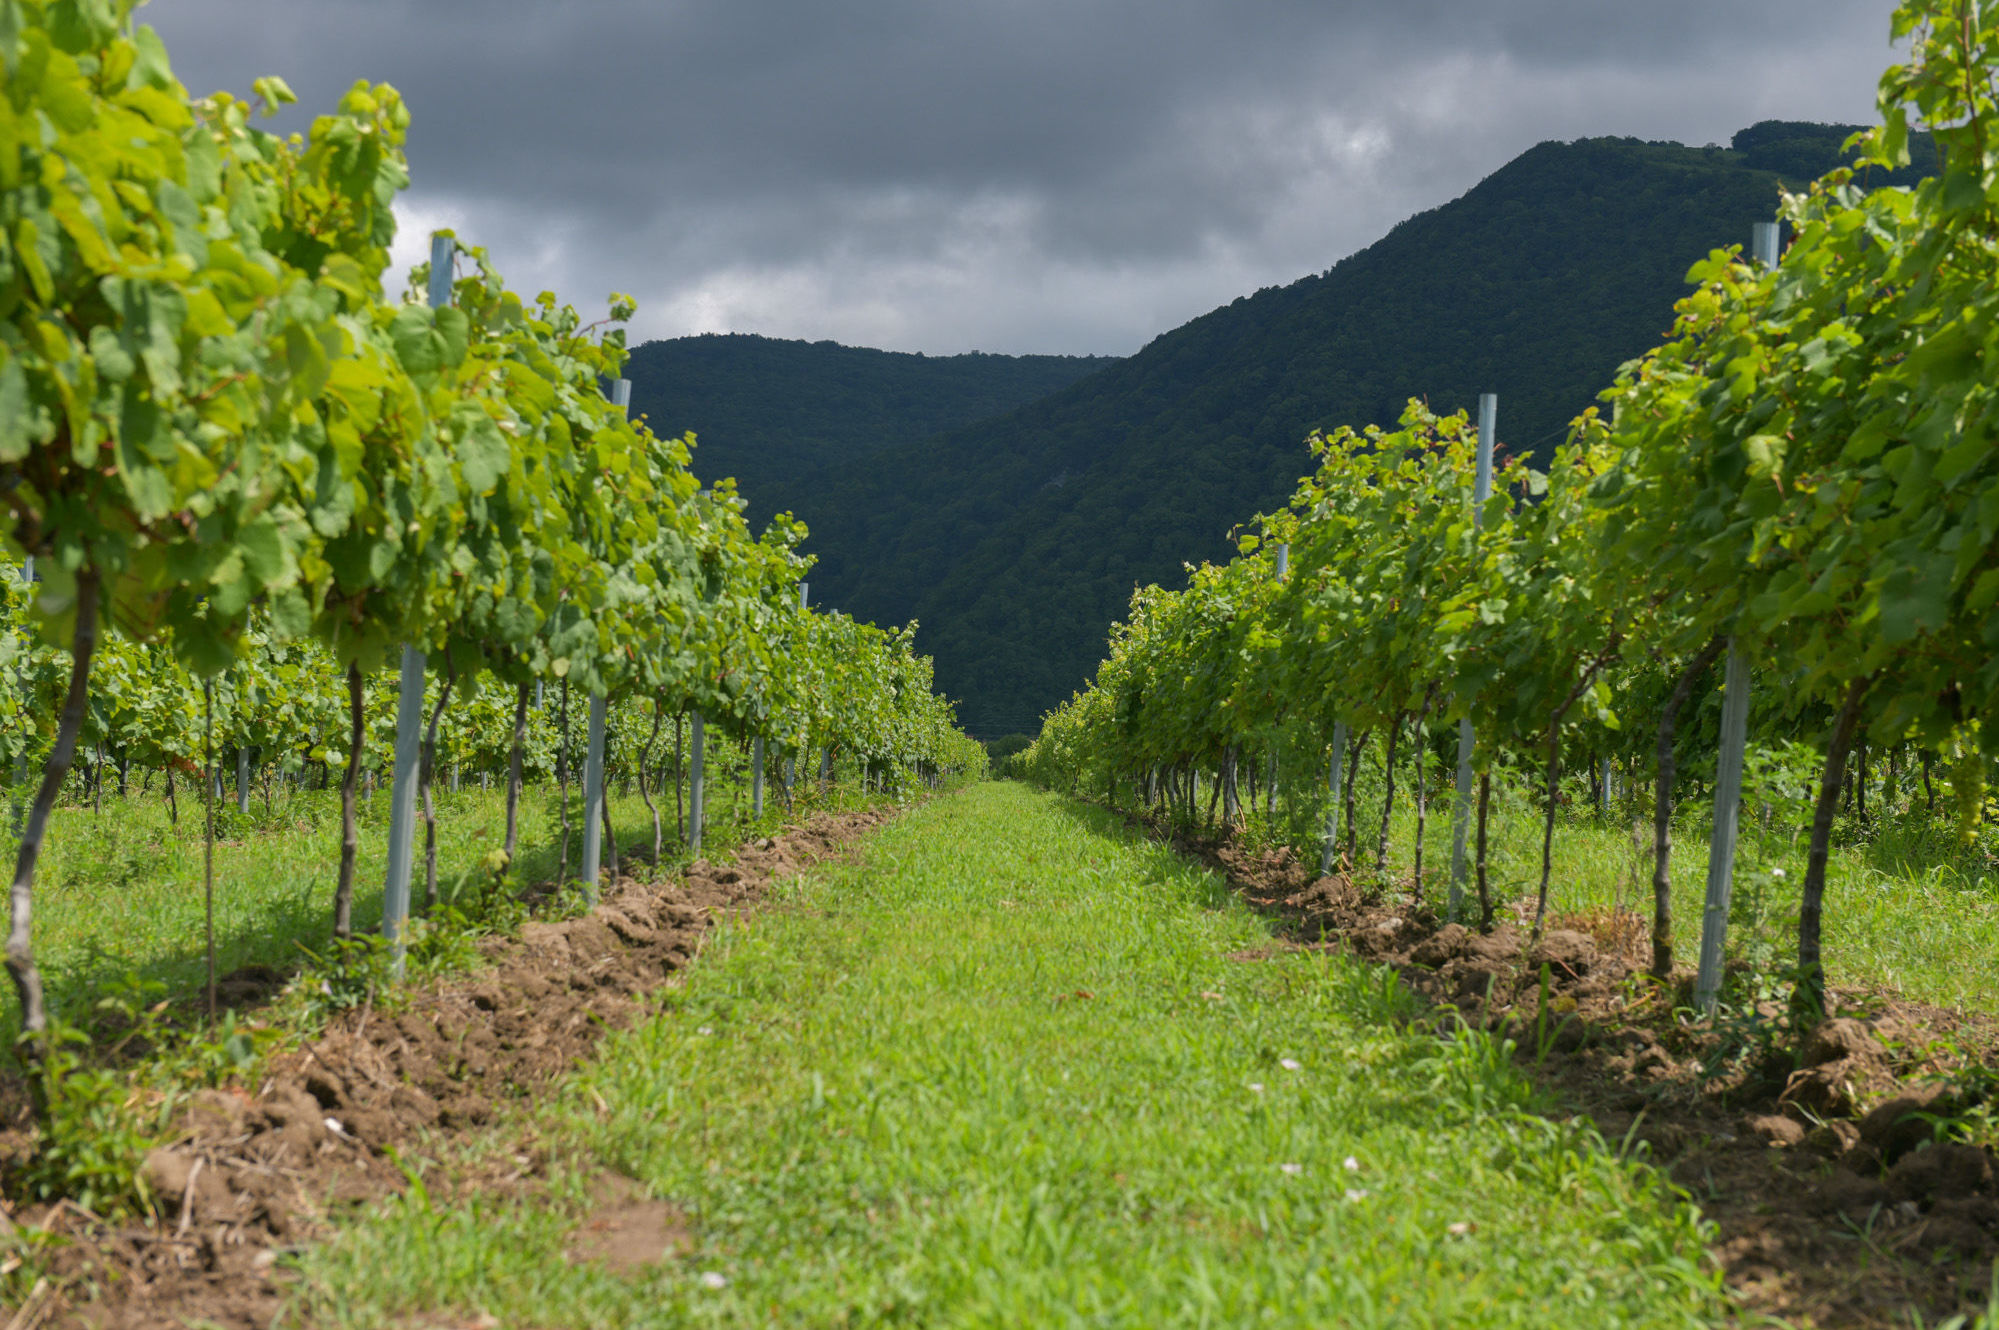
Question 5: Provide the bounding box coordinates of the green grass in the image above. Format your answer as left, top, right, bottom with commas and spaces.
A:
1509, 803, 1999, 1014
1237, 761, 1999, 1013
4, 756, 857, 1043
294, 782, 1725, 1328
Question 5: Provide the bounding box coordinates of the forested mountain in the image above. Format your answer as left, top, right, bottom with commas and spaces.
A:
622, 334, 1114, 508
748, 121, 1933, 738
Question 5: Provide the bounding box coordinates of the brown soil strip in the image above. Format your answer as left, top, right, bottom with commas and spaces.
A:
2, 807, 899, 1330
1154, 819, 1999, 1329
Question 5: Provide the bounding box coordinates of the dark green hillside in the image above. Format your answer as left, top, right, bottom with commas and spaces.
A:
779, 121, 1933, 736
622, 333, 1113, 509
1731, 119, 1937, 187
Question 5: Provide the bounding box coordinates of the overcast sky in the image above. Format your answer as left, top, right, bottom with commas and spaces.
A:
148, 0, 1899, 357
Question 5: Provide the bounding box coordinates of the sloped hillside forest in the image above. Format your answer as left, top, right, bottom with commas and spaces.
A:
6, 0, 1999, 1327
691, 122, 1936, 738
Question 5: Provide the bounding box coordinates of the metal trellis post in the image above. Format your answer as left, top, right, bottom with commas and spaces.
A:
790, 583, 809, 788
580, 377, 632, 898
690, 712, 706, 859
1319, 720, 1348, 877
382, 643, 427, 972
382, 234, 453, 974
1448, 393, 1497, 919
581, 692, 608, 899
11, 558, 33, 841
1694, 641, 1752, 1012
1270, 543, 1288, 819
1693, 224, 1777, 1014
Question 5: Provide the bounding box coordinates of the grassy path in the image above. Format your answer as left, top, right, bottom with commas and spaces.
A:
300, 783, 1725, 1328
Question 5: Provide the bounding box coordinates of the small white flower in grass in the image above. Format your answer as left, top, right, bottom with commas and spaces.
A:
699, 1271, 729, 1290
697, 1026, 715, 1036
1280, 1163, 1303, 1175
1343, 1156, 1360, 1173
1279, 1058, 1302, 1072
1446, 1221, 1476, 1237
1770, 868, 1787, 879
1345, 1189, 1370, 1202
1248, 1082, 1265, 1094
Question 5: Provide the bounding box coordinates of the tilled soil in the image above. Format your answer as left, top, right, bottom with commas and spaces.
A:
0, 807, 897, 1330
1169, 823, 1999, 1329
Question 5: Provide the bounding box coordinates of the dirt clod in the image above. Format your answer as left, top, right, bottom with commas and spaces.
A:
1862, 1086, 1957, 1164
1803, 1120, 1863, 1159
1525, 929, 1596, 978
1409, 923, 1471, 968
1888, 1142, 1995, 1204
1804, 1017, 1882, 1067
1781, 1055, 1883, 1118
1744, 1113, 1804, 1148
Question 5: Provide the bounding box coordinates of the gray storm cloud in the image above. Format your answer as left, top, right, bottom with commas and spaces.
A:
147, 0, 1899, 354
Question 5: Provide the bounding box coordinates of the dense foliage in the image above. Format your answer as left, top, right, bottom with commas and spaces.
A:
1019, 0, 1992, 1021
0, 0, 982, 1048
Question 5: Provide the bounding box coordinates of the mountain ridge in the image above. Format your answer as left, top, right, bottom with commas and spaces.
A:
622, 331, 1116, 513
653, 122, 1934, 737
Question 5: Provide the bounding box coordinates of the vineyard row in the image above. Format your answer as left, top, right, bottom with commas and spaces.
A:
1017, 0, 1999, 1023
0, 2, 983, 1055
